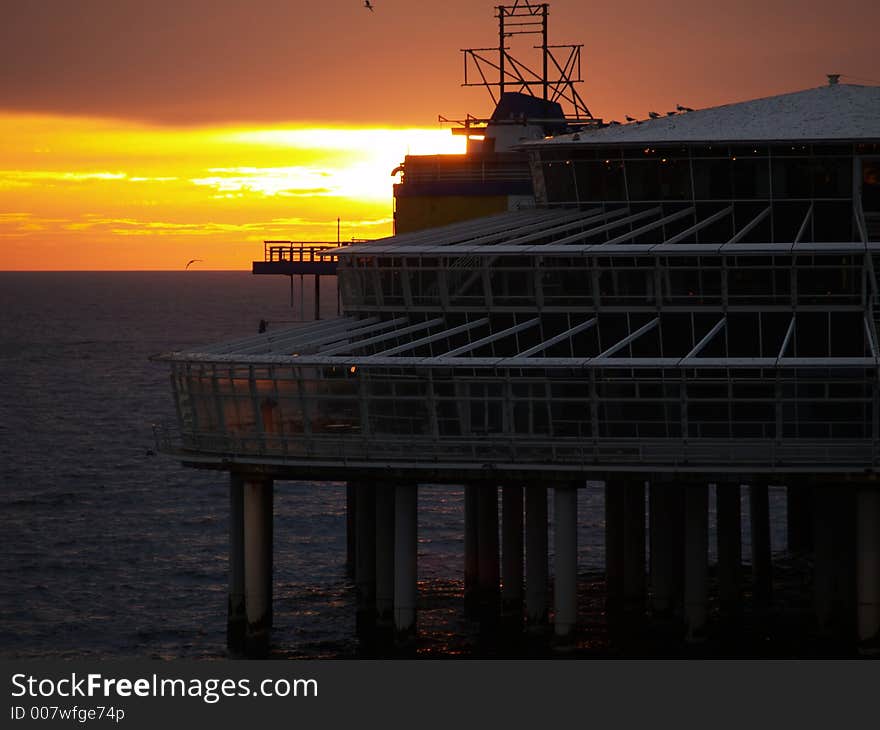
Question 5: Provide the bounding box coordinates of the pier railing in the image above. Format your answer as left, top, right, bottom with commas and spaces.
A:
263, 241, 351, 264
153, 423, 880, 474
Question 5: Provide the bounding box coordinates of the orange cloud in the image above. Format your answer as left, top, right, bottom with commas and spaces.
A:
0, 113, 463, 270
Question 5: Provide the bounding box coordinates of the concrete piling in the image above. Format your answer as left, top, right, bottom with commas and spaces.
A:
477, 485, 500, 624
501, 485, 524, 627
716, 483, 742, 617
242, 476, 274, 657
375, 484, 396, 636
813, 485, 836, 634
355, 482, 377, 638
394, 483, 418, 645
648, 482, 675, 617
346, 483, 356, 578
749, 484, 772, 613
605, 481, 625, 615
623, 480, 646, 617
813, 484, 858, 637
553, 483, 578, 646
857, 486, 880, 651
525, 486, 548, 630
787, 485, 813, 555
464, 484, 479, 617
684, 484, 708, 643
224, 472, 875, 657
836, 487, 858, 638
227, 473, 246, 654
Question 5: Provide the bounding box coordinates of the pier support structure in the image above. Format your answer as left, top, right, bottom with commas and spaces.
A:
375, 483, 396, 635
464, 485, 479, 616
525, 486, 548, 629
394, 483, 418, 645
623, 480, 646, 618
716, 483, 742, 618
501, 485, 524, 627
648, 482, 683, 618
355, 482, 377, 638
684, 484, 708, 643
553, 483, 578, 646
605, 482, 624, 616
749, 484, 772, 613
346, 483, 356, 578
787, 485, 813, 554
477, 486, 500, 624
857, 486, 880, 650
242, 476, 274, 657
227, 474, 246, 654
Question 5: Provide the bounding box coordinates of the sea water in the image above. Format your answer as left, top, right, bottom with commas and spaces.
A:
0, 272, 787, 658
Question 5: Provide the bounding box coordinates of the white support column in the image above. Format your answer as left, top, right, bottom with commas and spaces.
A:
375, 484, 395, 635
227, 473, 246, 654
501, 485, 524, 626
525, 486, 548, 629
857, 486, 880, 650
394, 483, 418, 644
554, 483, 578, 644
243, 476, 273, 657
684, 484, 708, 643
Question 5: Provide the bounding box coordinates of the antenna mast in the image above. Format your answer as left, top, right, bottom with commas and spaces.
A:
461, 1, 594, 121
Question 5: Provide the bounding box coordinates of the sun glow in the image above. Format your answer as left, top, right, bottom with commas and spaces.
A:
0, 114, 465, 270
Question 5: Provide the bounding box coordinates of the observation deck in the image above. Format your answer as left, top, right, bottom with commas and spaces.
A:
251, 240, 346, 276
156, 79, 880, 657
159, 190, 880, 479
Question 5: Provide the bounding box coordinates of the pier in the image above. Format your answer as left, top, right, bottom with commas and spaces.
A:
156, 14, 880, 658
251, 240, 350, 319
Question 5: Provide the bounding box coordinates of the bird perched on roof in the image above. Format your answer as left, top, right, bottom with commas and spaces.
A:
648, 111, 661, 119
666, 111, 677, 116
676, 104, 694, 112
364, 0, 374, 10
625, 115, 636, 123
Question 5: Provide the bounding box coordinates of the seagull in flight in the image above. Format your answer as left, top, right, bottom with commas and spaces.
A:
364, 0, 374, 10
185, 259, 203, 270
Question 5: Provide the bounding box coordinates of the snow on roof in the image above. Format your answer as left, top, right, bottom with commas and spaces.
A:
533, 83, 880, 145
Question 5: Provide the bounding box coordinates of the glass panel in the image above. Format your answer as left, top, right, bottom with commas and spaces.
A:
732, 157, 770, 198
771, 158, 812, 198
813, 157, 852, 198
692, 158, 732, 199
543, 161, 577, 203
625, 159, 662, 200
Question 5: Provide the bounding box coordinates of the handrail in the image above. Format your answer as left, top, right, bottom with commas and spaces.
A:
263, 240, 353, 263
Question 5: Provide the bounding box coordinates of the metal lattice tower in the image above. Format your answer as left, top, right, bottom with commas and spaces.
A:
461, 2, 593, 121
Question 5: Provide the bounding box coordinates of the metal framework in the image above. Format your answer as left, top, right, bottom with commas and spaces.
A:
158, 93, 880, 479
459, 1, 594, 123
158, 201, 880, 475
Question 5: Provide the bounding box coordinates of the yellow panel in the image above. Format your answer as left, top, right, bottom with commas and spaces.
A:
394, 195, 509, 235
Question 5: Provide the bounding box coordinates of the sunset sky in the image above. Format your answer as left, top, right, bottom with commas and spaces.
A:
1, 0, 876, 270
